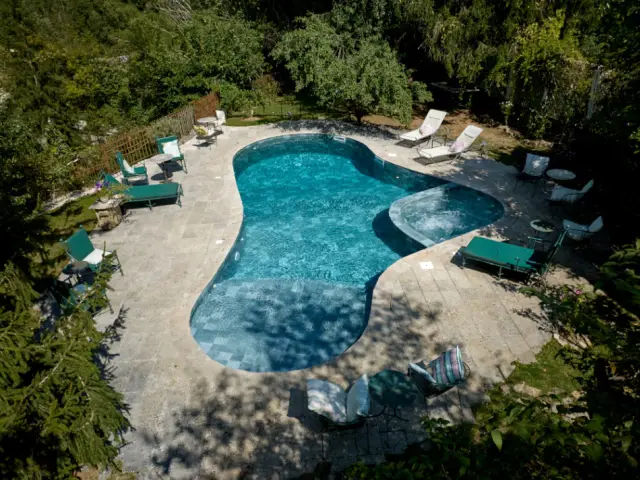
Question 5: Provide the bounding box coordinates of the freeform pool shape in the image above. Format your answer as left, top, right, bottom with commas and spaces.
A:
190, 134, 503, 372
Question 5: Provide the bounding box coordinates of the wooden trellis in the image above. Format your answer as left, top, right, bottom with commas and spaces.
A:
78, 92, 219, 185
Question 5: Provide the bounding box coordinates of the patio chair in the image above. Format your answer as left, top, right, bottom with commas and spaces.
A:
214, 109, 226, 133
416, 125, 483, 165
563, 216, 603, 241
102, 173, 183, 208
514, 153, 550, 195
549, 179, 594, 205
399, 109, 447, 146
115, 152, 148, 185
156, 135, 187, 173
459, 231, 565, 280
62, 227, 123, 275
50, 280, 113, 316
408, 345, 470, 398
307, 374, 371, 428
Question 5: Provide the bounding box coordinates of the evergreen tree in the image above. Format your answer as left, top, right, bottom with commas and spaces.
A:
0, 263, 130, 478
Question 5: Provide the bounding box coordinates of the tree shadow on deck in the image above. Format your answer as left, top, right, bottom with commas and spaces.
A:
137, 284, 497, 478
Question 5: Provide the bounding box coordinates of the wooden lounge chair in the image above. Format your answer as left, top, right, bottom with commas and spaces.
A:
156, 135, 187, 173
408, 345, 470, 398
63, 227, 123, 275
460, 232, 565, 279
116, 151, 148, 184
102, 173, 183, 208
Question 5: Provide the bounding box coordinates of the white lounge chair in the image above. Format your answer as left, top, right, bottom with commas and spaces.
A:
399, 109, 447, 145
214, 109, 226, 133
514, 153, 550, 195
417, 125, 483, 164
563, 216, 603, 241
307, 374, 370, 427
550, 179, 594, 204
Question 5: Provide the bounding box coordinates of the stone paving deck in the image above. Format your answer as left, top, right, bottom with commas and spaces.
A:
88, 121, 591, 478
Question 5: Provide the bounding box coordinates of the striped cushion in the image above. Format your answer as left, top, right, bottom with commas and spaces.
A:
428, 345, 465, 386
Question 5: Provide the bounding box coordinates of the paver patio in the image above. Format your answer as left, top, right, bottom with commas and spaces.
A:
88, 121, 590, 478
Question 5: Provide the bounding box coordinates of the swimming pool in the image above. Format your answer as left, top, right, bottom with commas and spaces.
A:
190, 134, 503, 372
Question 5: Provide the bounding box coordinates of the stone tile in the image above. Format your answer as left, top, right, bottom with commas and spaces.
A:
84, 122, 583, 477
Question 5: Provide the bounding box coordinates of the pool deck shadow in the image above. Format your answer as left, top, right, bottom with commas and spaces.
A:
88, 121, 593, 478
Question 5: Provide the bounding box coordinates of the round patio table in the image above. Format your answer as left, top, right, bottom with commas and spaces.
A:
546, 169, 576, 182
369, 369, 418, 420
369, 369, 418, 451
148, 153, 174, 182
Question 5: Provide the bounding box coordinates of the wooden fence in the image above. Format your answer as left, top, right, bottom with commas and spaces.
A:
73, 93, 218, 185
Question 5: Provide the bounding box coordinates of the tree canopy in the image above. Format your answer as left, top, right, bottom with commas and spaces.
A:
1, 0, 640, 477
273, 15, 430, 123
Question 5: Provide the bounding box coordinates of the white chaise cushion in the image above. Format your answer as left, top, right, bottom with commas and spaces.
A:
307, 379, 347, 424
448, 140, 465, 153
82, 248, 111, 266
400, 129, 422, 141
418, 145, 451, 159
523, 154, 550, 177
162, 140, 181, 158
419, 124, 435, 137
345, 374, 370, 422
122, 159, 135, 174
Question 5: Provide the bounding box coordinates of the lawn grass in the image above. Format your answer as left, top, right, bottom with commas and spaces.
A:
226, 96, 342, 126
474, 339, 581, 419
506, 340, 581, 393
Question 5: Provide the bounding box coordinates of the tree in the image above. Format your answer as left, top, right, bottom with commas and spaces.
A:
273, 15, 428, 124
0, 262, 130, 478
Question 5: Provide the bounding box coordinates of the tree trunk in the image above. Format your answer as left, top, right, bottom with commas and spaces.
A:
355, 110, 366, 124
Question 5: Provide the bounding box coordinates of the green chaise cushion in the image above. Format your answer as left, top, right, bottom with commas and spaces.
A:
102, 173, 181, 203
126, 182, 180, 201
461, 236, 538, 272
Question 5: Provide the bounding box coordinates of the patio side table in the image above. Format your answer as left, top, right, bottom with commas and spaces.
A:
148, 153, 174, 183
547, 169, 576, 182
369, 369, 419, 450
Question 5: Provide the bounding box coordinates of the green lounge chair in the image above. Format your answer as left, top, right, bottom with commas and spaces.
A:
116, 151, 149, 184
102, 173, 183, 208
460, 232, 565, 279
51, 281, 113, 316
62, 227, 123, 275
156, 135, 187, 173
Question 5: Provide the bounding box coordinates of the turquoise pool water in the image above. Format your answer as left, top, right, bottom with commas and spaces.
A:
190, 134, 503, 372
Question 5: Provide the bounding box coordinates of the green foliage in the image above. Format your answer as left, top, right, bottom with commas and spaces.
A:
600, 239, 640, 313
0, 261, 130, 478
273, 15, 422, 124
347, 244, 640, 479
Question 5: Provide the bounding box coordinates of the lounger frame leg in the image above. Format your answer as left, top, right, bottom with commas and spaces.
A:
114, 251, 124, 276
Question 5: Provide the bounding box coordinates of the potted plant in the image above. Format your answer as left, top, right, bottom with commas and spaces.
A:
91, 179, 129, 229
